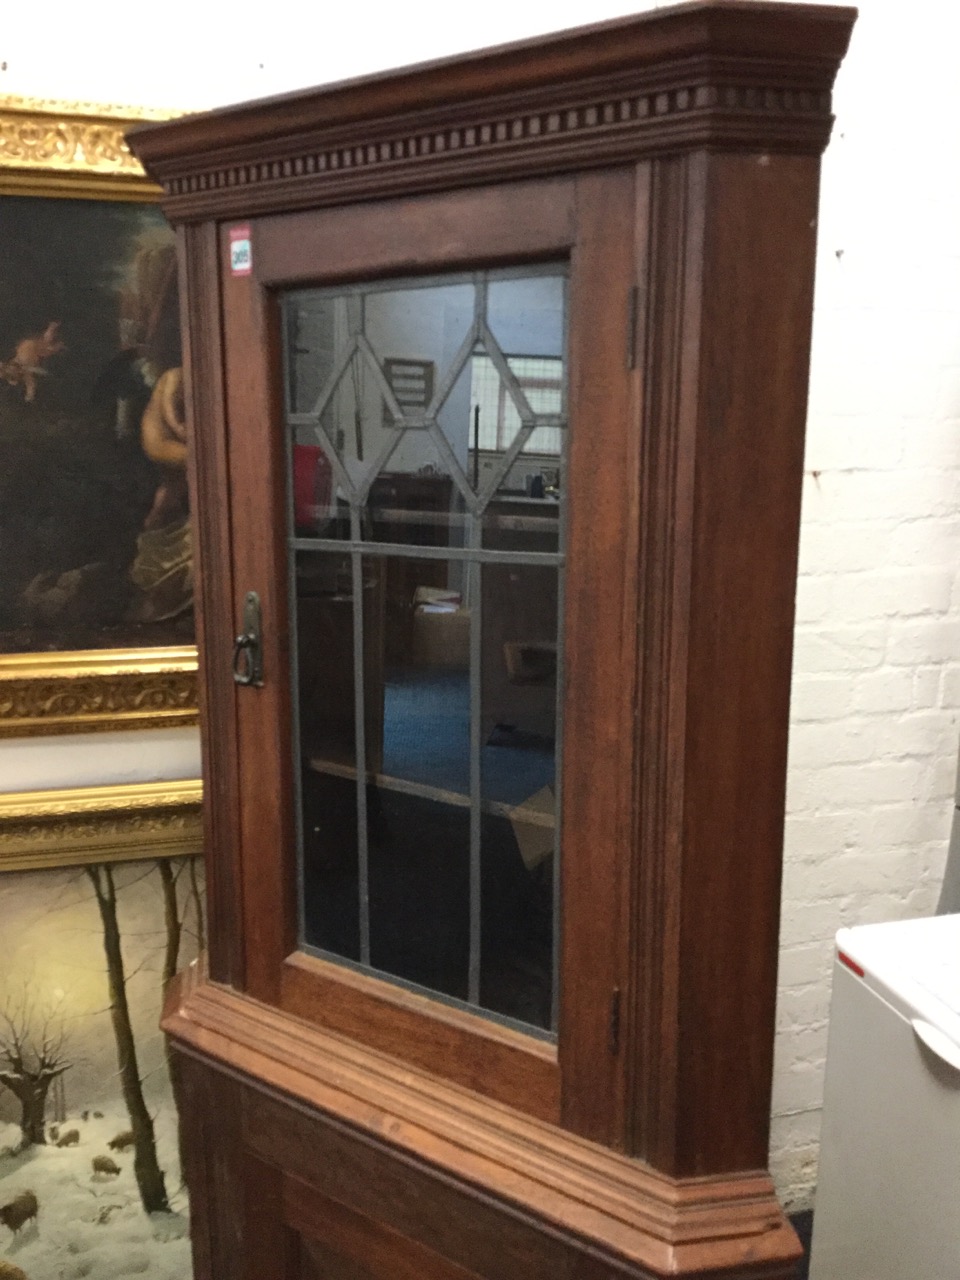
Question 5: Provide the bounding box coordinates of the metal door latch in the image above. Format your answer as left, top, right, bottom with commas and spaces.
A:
232, 591, 263, 687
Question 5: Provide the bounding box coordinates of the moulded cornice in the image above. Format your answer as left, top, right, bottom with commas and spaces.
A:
129, 1, 855, 223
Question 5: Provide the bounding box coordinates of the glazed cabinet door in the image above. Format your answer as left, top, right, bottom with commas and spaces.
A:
215, 168, 642, 1140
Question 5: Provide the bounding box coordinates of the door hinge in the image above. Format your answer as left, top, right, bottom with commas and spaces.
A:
627, 285, 640, 370
609, 986, 622, 1056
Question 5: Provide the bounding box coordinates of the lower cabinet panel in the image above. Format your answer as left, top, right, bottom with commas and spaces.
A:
291, 1178, 481, 1280
166, 975, 801, 1280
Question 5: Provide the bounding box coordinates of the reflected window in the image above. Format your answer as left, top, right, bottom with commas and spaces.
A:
470, 354, 563, 456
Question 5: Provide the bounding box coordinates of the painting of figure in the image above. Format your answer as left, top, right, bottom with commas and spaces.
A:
0, 196, 191, 653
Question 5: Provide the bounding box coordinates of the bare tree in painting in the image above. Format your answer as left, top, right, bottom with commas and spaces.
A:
157, 856, 205, 1000
86, 863, 171, 1214
154, 854, 204, 1204
0, 994, 71, 1149
156, 859, 184, 995
188, 856, 205, 954
157, 857, 186, 1083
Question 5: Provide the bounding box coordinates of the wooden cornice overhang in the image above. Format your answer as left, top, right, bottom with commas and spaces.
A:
129, 0, 856, 223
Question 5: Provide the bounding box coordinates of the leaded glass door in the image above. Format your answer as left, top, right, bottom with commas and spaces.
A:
284, 266, 567, 1036
218, 172, 635, 1132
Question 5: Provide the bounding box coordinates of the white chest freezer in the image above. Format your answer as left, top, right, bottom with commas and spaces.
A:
810, 914, 960, 1280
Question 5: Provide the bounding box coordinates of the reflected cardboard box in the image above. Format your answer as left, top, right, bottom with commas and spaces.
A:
411, 586, 470, 669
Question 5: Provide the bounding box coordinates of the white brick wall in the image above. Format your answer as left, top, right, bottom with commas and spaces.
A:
773, 0, 960, 1210
4, 0, 959, 1216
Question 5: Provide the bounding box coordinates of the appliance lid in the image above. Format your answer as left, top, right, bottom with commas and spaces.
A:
836, 914, 960, 1052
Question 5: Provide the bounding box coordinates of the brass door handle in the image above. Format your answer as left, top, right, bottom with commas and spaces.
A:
232, 591, 263, 687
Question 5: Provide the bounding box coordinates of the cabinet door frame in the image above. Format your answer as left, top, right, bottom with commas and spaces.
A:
213, 168, 642, 1134
185, 139, 820, 1176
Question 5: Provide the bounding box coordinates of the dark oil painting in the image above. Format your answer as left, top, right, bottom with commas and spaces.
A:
0, 196, 192, 654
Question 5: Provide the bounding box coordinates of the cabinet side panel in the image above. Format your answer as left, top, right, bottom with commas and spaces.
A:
667, 151, 819, 1176
683, 150, 818, 1174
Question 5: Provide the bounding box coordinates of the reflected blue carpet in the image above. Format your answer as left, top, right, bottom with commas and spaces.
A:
382, 669, 553, 806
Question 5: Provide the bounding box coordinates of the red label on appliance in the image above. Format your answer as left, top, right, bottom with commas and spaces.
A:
229, 225, 252, 276
838, 950, 865, 978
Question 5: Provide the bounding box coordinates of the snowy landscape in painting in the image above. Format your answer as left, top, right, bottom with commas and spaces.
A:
0, 1108, 188, 1279
0, 858, 202, 1279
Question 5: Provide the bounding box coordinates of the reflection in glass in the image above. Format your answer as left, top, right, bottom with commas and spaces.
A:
296, 550, 366, 963
367, 557, 471, 1000
480, 559, 558, 1027
284, 264, 566, 1036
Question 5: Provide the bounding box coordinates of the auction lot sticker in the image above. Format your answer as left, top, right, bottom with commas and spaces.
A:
229, 225, 252, 276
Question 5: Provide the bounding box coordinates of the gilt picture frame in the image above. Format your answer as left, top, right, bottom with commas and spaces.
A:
0, 780, 203, 1275
0, 778, 203, 871
0, 96, 197, 737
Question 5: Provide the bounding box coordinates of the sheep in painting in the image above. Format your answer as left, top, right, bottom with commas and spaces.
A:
108, 1129, 135, 1152
0, 1189, 38, 1234
55, 1129, 79, 1148
92, 1155, 121, 1177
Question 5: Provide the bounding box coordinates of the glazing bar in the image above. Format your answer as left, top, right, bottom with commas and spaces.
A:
287, 261, 565, 304
467, 512, 483, 1007
280, 302, 310, 948
350, 504, 371, 966
551, 276, 571, 1033
551, 567, 565, 1034
291, 537, 563, 568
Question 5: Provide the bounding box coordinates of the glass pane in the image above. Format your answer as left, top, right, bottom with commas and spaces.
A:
481, 455, 560, 554
296, 549, 369, 962
285, 263, 567, 1037
365, 465, 468, 551
291, 431, 343, 538
286, 280, 478, 544
368, 553, 471, 999
468, 352, 564, 463
285, 293, 338, 418
479, 561, 558, 1029
486, 274, 565, 364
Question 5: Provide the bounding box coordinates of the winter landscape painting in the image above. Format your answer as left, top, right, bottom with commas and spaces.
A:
0, 856, 203, 1279
0, 196, 192, 654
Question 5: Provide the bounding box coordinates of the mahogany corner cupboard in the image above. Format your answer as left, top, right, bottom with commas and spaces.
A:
130, 5, 855, 1277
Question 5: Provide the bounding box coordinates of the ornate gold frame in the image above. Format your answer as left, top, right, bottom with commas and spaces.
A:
0, 95, 198, 735
0, 94, 173, 200
0, 778, 202, 870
